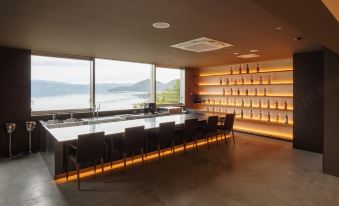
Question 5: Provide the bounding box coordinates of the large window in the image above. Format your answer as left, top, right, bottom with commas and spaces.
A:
95, 59, 152, 111
156, 67, 183, 104
31, 55, 91, 111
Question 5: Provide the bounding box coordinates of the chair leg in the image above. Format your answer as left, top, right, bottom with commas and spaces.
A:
195, 139, 198, 151
157, 144, 161, 163
183, 138, 186, 156
232, 130, 235, 143
216, 133, 219, 146
123, 152, 127, 170
101, 158, 104, 181
172, 141, 175, 158
224, 131, 228, 144
141, 148, 144, 164
206, 134, 210, 149
76, 163, 80, 191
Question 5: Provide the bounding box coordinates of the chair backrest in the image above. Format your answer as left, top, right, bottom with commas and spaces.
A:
207, 116, 219, 132
223, 114, 235, 131
77, 132, 105, 163
159, 121, 176, 145
125, 126, 145, 151
183, 118, 198, 138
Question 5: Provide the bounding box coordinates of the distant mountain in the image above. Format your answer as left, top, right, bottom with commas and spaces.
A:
31, 79, 179, 97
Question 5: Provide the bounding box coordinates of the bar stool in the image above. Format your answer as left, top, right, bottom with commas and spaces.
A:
218, 114, 235, 143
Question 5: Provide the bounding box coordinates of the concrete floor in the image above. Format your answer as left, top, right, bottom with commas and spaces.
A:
1, 133, 339, 206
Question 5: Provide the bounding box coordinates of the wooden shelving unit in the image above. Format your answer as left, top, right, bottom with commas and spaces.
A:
196, 59, 293, 140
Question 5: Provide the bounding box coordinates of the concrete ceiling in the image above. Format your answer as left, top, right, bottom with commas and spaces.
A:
0, 0, 330, 68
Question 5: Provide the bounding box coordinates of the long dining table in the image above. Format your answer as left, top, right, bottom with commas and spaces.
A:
40, 113, 210, 178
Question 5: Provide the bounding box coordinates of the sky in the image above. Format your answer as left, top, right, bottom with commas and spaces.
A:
31, 55, 181, 84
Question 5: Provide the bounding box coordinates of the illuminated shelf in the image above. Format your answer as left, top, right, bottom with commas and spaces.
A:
197, 82, 293, 87
199, 103, 293, 111
199, 93, 293, 98
202, 111, 293, 126
197, 69, 293, 77
233, 126, 293, 141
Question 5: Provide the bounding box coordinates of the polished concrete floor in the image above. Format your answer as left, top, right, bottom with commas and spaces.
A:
1, 133, 339, 206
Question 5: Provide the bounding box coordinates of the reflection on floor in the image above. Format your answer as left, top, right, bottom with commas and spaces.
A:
1, 133, 339, 206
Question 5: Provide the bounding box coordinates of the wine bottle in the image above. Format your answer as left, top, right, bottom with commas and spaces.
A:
246, 64, 250, 74
234, 97, 237, 105
239, 65, 242, 74
219, 99, 221, 104
267, 111, 271, 122
241, 98, 244, 106
219, 77, 222, 85
237, 88, 240, 95
234, 79, 237, 85
284, 100, 288, 110
250, 99, 253, 107
241, 109, 244, 118
276, 112, 279, 122
230, 88, 233, 95
250, 109, 253, 118
285, 113, 288, 124
212, 106, 215, 112
223, 88, 225, 96
230, 67, 233, 75
267, 99, 270, 108
245, 88, 249, 96
250, 75, 254, 84
259, 99, 262, 108
233, 109, 236, 114
207, 106, 209, 112
275, 100, 278, 109
226, 97, 229, 105
268, 75, 271, 84
259, 76, 263, 84
256, 63, 260, 73
259, 110, 262, 120
226, 78, 230, 85
255, 88, 258, 96
263, 88, 267, 96
241, 76, 245, 85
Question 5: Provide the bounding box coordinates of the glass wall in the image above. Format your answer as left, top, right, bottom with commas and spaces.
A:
156, 67, 183, 104
31, 55, 91, 111
95, 59, 152, 111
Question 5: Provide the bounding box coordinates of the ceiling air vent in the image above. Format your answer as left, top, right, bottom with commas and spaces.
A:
171, 37, 234, 52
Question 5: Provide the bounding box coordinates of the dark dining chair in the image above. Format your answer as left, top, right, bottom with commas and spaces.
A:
65, 132, 106, 190
218, 114, 235, 143
113, 126, 146, 170
177, 118, 199, 155
149, 121, 176, 162
199, 116, 219, 148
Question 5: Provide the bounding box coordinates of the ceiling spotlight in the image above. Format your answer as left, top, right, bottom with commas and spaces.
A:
152, 22, 170, 29
294, 36, 304, 41
249, 49, 259, 52
275, 26, 282, 30
233, 52, 239, 55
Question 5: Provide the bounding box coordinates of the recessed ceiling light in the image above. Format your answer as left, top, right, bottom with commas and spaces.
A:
249, 49, 259, 52
275, 26, 282, 30
233, 52, 239, 55
152, 22, 170, 29
237, 54, 260, 59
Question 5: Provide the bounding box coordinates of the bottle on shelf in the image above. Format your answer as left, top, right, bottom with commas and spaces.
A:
237, 88, 240, 95
255, 88, 258, 96
241, 76, 245, 85
207, 106, 210, 112
223, 88, 226, 96
250, 76, 254, 84
219, 77, 222, 85
259, 110, 262, 120
268, 75, 271, 84
233, 109, 236, 115
256, 63, 260, 73
230, 67, 233, 75
241, 98, 244, 106
275, 100, 278, 109
276, 112, 279, 122
219, 99, 222, 104
259, 76, 263, 84
213, 99, 216, 104
225, 108, 228, 113
259, 99, 262, 108
234, 97, 237, 105
284, 100, 288, 110
246, 64, 250, 74
263, 88, 267, 96
250, 99, 253, 107
234, 79, 238, 85
241, 109, 244, 118
250, 109, 253, 118
239, 65, 242, 74
267, 99, 270, 108
230, 88, 233, 95
245, 88, 249, 96
285, 113, 289, 124
226, 97, 229, 105
226, 77, 230, 85
267, 111, 271, 122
